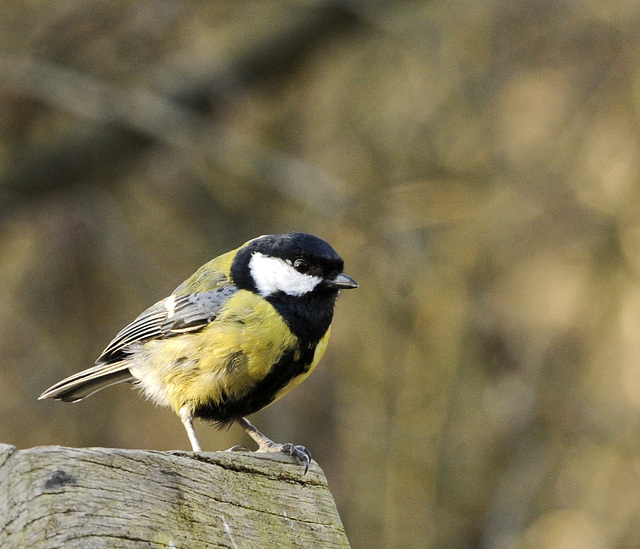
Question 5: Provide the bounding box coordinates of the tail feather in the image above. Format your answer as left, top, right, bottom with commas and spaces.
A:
39, 362, 134, 402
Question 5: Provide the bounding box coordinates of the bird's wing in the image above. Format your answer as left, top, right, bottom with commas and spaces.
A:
97, 285, 238, 363
39, 286, 238, 402
40, 253, 241, 403
172, 247, 238, 295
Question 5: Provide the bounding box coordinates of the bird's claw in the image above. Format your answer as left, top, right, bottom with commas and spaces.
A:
255, 441, 311, 474
226, 444, 250, 452
279, 443, 312, 474
227, 441, 311, 473
235, 417, 311, 473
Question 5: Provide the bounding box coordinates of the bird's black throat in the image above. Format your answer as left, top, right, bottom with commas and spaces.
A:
265, 288, 338, 344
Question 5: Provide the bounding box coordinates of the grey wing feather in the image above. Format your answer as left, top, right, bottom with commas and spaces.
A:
97, 285, 238, 363
39, 285, 238, 402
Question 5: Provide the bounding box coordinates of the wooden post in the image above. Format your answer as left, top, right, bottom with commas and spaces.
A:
0, 443, 350, 548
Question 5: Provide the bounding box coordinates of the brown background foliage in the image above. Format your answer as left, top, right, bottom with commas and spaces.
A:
3, 1, 640, 547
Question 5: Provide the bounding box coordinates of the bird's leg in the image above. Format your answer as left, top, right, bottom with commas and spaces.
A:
179, 406, 202, 452
236, 417, 278, 450
235, 417, 311, 473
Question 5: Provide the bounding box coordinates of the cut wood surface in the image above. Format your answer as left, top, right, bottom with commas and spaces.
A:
0, 443, 350, 548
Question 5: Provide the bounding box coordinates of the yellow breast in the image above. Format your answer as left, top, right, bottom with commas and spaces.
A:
129, 290, 329, 415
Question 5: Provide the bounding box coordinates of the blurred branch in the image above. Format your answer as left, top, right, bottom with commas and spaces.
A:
0, 4, 360, 216
0, 56, 345, 216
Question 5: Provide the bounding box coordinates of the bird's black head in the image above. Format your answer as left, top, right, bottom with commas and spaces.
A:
231, 232, 357, 297
231, 232, 358, 342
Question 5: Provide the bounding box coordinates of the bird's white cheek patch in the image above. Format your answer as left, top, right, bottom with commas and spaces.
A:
249, 252, 322, 297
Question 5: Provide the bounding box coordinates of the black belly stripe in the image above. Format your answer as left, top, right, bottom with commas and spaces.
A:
193, 345, 317, 425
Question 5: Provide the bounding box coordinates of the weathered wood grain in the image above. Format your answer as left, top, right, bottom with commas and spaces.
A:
0, 444, 350, 548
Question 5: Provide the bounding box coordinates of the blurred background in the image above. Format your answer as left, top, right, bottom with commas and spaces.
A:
3, 1, 640, 547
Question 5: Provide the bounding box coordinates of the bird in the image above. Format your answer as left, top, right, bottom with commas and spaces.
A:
39, 232, 357, 472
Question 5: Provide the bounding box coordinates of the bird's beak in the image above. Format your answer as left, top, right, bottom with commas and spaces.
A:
327, 273, 359, 290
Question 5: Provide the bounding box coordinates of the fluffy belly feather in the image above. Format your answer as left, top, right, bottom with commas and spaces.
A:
128, 290, 328, 422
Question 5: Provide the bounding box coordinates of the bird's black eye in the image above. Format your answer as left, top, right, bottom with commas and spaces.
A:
293, 258, 310, 274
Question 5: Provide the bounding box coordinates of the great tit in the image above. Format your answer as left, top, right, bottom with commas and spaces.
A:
40, 232, 358, 472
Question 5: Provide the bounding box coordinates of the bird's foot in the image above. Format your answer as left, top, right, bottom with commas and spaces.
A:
235, 417, 311, 473
256, 440, 311, 474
